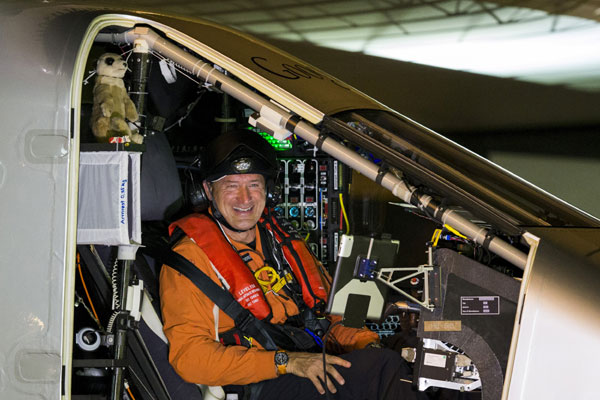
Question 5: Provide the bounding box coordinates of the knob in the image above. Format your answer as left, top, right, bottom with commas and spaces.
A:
289, 206, 300, 218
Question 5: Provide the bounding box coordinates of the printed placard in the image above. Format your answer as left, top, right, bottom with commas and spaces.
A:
461, 296, 500, 315
424, 353, 447, 368
424, 320, 462, 332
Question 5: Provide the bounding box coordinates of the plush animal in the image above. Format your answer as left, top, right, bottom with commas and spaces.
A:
90, 53, 143, 144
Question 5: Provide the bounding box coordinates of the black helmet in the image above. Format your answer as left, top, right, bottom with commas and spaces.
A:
203, 130, 278, 182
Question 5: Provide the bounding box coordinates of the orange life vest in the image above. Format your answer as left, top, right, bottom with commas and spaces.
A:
259, 213, 330, 313
169, 213, 329, 321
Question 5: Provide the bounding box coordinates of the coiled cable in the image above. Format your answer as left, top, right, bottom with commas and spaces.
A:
106, 259, 120, 333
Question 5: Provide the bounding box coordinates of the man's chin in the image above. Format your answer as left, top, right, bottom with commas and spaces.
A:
230, 220, 256, 232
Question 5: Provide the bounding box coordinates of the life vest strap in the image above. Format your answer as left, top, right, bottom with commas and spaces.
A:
143, 244, 278, 351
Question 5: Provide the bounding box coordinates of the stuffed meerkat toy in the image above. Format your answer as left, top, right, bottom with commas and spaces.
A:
90, 53, 143, 144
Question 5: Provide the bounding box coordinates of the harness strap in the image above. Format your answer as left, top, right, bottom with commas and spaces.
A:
143, 245, 278, 351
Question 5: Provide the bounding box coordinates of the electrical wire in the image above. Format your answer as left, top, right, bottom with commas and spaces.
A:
124, 379, 137, 400
82, 70, 96, 85
74, 291, 103, 331
106, 312, 119, 334
122, 48, 134, 64
126, 368, 156, 400
110, 259, 120, 309
161, 90, 205, 133
128, 120, 162, 134
338, 193, 350, 235
76, 253, 101, 325
107, 259, 120, 333
151, 50, 202, 86
82, 48, 134, 86
145, 50, 207, 133
89, 245, 111, 280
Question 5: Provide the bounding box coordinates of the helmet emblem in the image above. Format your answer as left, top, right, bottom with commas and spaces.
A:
232, 158, 252, 173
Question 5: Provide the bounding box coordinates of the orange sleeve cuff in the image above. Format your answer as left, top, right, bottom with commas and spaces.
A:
351, 331, 380, 350
327, 315, 380, 352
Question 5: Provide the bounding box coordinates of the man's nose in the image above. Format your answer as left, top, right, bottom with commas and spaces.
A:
237, 186, 251, 202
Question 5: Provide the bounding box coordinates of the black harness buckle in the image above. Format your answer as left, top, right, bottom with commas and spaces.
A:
236, 310, 256, 331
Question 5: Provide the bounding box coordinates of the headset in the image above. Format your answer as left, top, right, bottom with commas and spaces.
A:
185, 164, 210, 212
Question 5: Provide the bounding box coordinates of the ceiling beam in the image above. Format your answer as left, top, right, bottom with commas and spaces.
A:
489, 0, 600, 22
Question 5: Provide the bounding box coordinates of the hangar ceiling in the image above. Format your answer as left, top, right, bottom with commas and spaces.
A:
150, 0, 600, 93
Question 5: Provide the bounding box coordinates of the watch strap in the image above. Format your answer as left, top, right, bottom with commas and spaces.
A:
275, 350, 288, 375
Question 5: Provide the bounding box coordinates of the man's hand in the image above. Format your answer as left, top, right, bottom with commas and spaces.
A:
286, 352, 351, 395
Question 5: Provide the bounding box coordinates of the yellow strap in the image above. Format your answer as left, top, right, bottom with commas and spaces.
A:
272, 279, 286, 293
444, 224, 467, 239
431, 228, 442, 247
254, 266, 279, 285
271, 273, 293, 293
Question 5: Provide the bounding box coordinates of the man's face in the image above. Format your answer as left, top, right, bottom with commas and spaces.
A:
205, 174, 267, 232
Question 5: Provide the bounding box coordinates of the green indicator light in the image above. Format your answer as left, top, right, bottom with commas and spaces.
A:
255, 130, 292, 151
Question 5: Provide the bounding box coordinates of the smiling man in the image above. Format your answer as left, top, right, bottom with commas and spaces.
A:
159, 130, 424, 400
205, 173, 266, 240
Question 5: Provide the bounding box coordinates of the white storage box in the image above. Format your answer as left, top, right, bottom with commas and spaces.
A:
77, 151, 141, 245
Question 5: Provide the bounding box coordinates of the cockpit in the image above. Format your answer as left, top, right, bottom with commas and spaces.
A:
69, 16, 600, 400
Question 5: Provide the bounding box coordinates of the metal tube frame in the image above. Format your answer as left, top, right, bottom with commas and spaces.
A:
96, 26, 528, 269
377, 265, 435, 311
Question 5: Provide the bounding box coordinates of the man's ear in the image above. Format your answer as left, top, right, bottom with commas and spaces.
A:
202, 181, 213, 201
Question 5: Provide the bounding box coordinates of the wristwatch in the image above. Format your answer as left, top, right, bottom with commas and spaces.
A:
274, 350, 289, 375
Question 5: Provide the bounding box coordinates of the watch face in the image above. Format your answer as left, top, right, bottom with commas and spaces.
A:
275, 351, 288, 365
